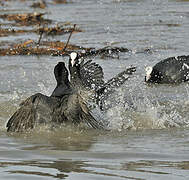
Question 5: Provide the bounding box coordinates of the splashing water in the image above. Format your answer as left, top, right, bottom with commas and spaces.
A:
102, 82, 189, 131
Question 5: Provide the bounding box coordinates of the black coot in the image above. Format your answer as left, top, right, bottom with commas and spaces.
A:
145, 55, 189, 84
7, 62, 102, 132
68, 52, 136, 109
69, 52, 105, 90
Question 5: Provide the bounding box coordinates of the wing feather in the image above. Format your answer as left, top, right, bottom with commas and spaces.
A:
78, 95, 104, 129
79, 59, 104, 90
7, 99, 35, 132
6, 93, 57, 132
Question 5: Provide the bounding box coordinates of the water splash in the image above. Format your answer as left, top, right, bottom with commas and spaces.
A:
103, 83, 189, 131
37, 82, 52, 96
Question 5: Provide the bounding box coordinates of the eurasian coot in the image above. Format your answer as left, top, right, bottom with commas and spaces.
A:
145, 55, 189, 84
68, 52, 136, 110
7, 62, 102, 132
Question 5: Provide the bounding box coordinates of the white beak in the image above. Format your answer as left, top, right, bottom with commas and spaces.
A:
70, 52, 77, 67
145, 66, 153, 81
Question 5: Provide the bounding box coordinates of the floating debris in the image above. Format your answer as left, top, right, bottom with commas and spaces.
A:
0, 47, 63, 56
0, 6, 130, 58
80, 46, 130, 59
53, 0, 68, 4
0, 12, 52, 26
31, 0, 47, 9
0, 39, 130, 57
0, 24, 82, 37
37, 24, 82, 36
0, 28, 31, 37
0, 39, 88, 56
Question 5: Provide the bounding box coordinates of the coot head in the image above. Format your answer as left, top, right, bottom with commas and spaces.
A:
145, 66, 163, 83
68, 52, 83, 85
54, 62, 69, 85
51, 62, 71, 98
70, 52, 80, 67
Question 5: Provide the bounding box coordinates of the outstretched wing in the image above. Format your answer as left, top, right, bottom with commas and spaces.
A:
6, 93, 57, 132
78, 95, 104, 129
96, 66, 136, 108
6, 105, 36, 133
79, 59, 105, 90
6, 95, 37, 132
104, 66, 136, 90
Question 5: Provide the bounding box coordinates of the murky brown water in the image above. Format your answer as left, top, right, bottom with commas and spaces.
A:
1, 0, 189, 179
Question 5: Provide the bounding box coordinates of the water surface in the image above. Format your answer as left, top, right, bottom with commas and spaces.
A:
1, 0, 189, 179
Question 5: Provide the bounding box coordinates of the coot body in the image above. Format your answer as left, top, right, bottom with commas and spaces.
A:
7, 62, 102, 132
145, 55, 189, 84
68, 52, 136, 110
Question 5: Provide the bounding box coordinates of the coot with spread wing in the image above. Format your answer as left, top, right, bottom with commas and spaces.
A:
7, 62, 102, 132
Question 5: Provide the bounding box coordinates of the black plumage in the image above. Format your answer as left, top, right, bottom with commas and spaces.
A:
145, 55, 189, 84
7, 51, 136, 132
7, 62, 102, 132
68, 52, 136, 110
68, 52, 104, 91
